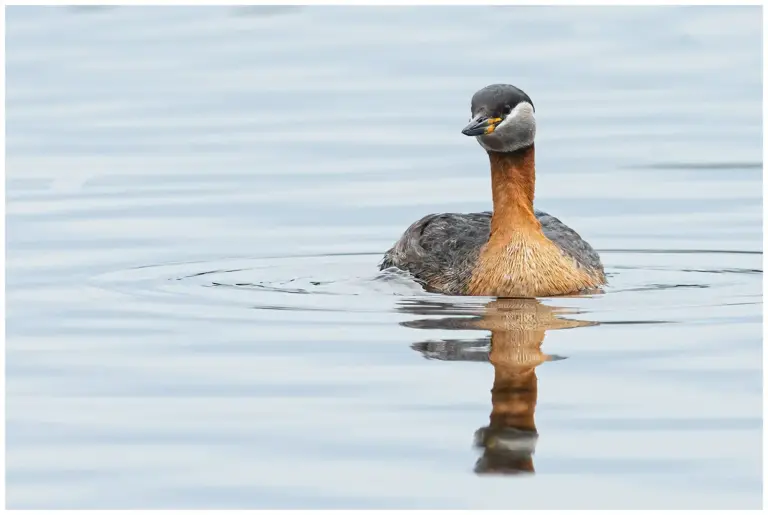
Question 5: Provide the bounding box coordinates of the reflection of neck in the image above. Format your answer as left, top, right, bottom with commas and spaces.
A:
488, 145, 539, 239
487, 327, 543, 435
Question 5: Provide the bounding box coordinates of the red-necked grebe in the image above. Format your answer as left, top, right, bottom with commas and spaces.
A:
380, 84, 606, 297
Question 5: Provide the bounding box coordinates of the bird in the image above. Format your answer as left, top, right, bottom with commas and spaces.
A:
380, 84, 605, 297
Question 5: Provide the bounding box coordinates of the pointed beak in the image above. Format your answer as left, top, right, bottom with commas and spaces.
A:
461, 114, 502, 136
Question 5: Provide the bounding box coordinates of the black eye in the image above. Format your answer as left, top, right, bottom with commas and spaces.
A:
502, 104, 512, 116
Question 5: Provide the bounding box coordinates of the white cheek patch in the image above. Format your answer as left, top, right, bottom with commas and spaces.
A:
476, 101, 536, 153
497, 101, 535, 131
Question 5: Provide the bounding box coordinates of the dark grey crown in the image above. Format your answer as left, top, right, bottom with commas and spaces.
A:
470, 84, 535, 117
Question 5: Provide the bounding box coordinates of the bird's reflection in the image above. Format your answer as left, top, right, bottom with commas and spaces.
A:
398, 297, 597, 475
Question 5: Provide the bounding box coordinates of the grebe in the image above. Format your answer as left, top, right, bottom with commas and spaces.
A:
380, 84, 606, 297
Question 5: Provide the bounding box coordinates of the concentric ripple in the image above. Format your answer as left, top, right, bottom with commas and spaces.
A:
89, 249, 762, 324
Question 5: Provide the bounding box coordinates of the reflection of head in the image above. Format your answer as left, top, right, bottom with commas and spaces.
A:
403, 297, 596, 476
474, 425, 539, 475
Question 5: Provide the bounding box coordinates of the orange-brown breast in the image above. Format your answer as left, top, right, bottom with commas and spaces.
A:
469, 231, 604, 297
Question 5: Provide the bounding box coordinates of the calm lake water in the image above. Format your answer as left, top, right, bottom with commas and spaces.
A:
5, 5, 763, 509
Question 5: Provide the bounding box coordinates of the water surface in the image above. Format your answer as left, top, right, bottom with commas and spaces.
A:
5, 5, 763, 509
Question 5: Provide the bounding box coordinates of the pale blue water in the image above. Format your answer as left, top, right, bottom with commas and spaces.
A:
5, 5, 763, 509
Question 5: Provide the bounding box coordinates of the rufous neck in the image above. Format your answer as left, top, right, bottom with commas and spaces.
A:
487, 145, 538, 236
